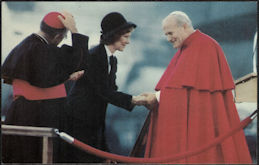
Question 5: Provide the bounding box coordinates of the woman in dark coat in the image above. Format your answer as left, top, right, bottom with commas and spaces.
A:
66, 12, 143, 162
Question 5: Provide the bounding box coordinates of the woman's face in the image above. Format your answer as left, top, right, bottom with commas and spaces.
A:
112, 30, 133, 52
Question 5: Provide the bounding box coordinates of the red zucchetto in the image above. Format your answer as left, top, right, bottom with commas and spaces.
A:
42, 12, 65, 29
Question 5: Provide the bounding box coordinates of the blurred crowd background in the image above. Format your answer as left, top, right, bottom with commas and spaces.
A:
1, 1, 257, 162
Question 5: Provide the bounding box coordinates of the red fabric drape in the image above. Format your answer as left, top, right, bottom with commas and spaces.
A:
144, 30, 252, 164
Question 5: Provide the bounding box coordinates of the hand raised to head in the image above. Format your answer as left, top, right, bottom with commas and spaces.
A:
58, 11, 78, 33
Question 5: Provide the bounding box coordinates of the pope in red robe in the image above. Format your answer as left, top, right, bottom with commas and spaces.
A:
143, 11, 252, 164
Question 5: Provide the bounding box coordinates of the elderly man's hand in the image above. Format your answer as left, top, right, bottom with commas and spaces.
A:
140, 92, 158, 110
58, 11, 78, 33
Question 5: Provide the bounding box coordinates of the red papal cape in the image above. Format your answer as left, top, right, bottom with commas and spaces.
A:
144, 30, 252, 164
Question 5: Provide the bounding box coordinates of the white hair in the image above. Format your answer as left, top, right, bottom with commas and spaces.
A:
163, 11, 193, 28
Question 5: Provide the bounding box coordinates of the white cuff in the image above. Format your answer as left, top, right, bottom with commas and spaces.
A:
155, 91, 160, 102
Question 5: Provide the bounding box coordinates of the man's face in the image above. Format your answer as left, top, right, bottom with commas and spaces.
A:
113, 31, 133, 52
163, 18, 186, 49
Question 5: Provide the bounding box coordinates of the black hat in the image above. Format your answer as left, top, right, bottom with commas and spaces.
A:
101, 12, 136, 40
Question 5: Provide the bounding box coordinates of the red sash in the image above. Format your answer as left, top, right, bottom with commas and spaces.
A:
13, 79, 66, 100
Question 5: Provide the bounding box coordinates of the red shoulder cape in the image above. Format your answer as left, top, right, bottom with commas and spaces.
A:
155, 30, 235, 92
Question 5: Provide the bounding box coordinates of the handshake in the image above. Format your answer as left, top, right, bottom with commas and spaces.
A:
132, 92, 158, 110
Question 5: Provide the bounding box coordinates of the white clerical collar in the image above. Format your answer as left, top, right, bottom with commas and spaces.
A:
35, 33, 49, 44
104, 45, 116, 57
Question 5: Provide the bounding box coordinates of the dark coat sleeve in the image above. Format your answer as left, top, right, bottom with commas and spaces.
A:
30, 33, 89, 87
2, 33, 89, 88
86, 46, 134, 111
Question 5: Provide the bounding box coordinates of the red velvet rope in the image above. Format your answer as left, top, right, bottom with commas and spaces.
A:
69, 115, 254, 163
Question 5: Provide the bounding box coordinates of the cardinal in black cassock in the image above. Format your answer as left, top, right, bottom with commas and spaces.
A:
2, 11, 89, 163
